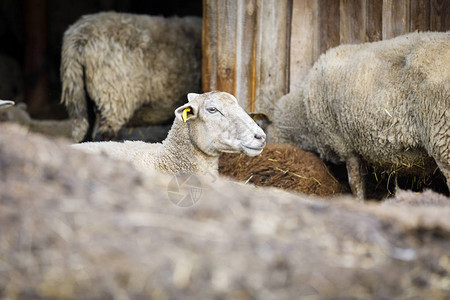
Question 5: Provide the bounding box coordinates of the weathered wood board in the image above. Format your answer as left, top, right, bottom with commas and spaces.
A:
202, 0, 450, 113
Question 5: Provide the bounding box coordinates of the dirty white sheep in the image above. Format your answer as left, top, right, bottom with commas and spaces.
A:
257, 31, 450, 199
73, 91, 266, 175
61, 12, 202, 142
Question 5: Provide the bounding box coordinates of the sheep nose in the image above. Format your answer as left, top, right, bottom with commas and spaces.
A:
255, 132, 266, 142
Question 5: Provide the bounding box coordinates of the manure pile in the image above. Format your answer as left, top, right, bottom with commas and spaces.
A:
220, 143, 346, 196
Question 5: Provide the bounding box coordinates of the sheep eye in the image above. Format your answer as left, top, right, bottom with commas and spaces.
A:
207, 107, 218, 113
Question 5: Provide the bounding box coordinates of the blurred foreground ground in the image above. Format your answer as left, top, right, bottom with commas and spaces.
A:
0, 124, 449, 299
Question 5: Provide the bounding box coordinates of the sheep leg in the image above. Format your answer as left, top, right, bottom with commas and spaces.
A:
91, 95, 139, 141
92, 112, 120, 141
65, 101, 90, 142
94, 126, 116, 141
346, 154, 366, 200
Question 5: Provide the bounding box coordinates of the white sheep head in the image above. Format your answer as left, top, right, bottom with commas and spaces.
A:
0, 100, 14, 110
175, 91, 266, 157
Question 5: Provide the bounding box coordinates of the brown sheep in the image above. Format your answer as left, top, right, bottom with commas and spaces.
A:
219, 143, 346, 196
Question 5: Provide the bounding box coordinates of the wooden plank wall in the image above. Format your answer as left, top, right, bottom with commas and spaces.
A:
202, 0, 449, 114
203, 0, 291, 112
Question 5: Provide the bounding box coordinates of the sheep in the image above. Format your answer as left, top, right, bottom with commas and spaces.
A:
0, 99, 14, 110
256, 31, 450, 200
0, 102, 73, 138
219, 143, 346, 196
2, 123, 450, 299
72, 91, 266, 175
0, 101, 170, 142
60, 11, 202, 142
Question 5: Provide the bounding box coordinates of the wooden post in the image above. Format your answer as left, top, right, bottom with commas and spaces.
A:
24, 0, 49, 116
202, 0, 217, 92
318, 0, 340, 53
339, 0, 382, 44
253, 0, 291, 113
340, 0, 365, 44
236, 0, 257, 111
382, 0, 410, 39
410, 0, 431, 31
216, 0, 237, 94
290, 0, 340, 91
366, 0, 382, 41
290, 0, 318, 92
430, 0, 449, 31
202, 0, 291, 112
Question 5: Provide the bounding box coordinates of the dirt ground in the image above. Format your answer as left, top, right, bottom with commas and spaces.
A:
1, 124, 449, 299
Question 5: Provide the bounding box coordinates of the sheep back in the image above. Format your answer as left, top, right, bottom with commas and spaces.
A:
276, 32, 449, 175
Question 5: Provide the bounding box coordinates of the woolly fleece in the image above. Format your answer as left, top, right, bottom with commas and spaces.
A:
61, 12, 202, 141
265, 31, 450, 198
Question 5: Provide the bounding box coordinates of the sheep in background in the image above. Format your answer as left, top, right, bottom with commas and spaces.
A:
0, 102, 72, 138
61, 12, 202, 142
0, 101, 172, 142
0, 99, 14, 110
256, 31, 450, 199
73, 91, 266, 175
219, 143, 346, 197
0, 101, 171, 142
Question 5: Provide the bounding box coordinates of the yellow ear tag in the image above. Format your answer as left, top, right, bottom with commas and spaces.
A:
182, 108, 191, 122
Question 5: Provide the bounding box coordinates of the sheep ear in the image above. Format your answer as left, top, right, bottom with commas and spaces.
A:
0, 100, 14, 110
249, 113, 271, 130
175, 102, 198, 122
187, 93, 199, 102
